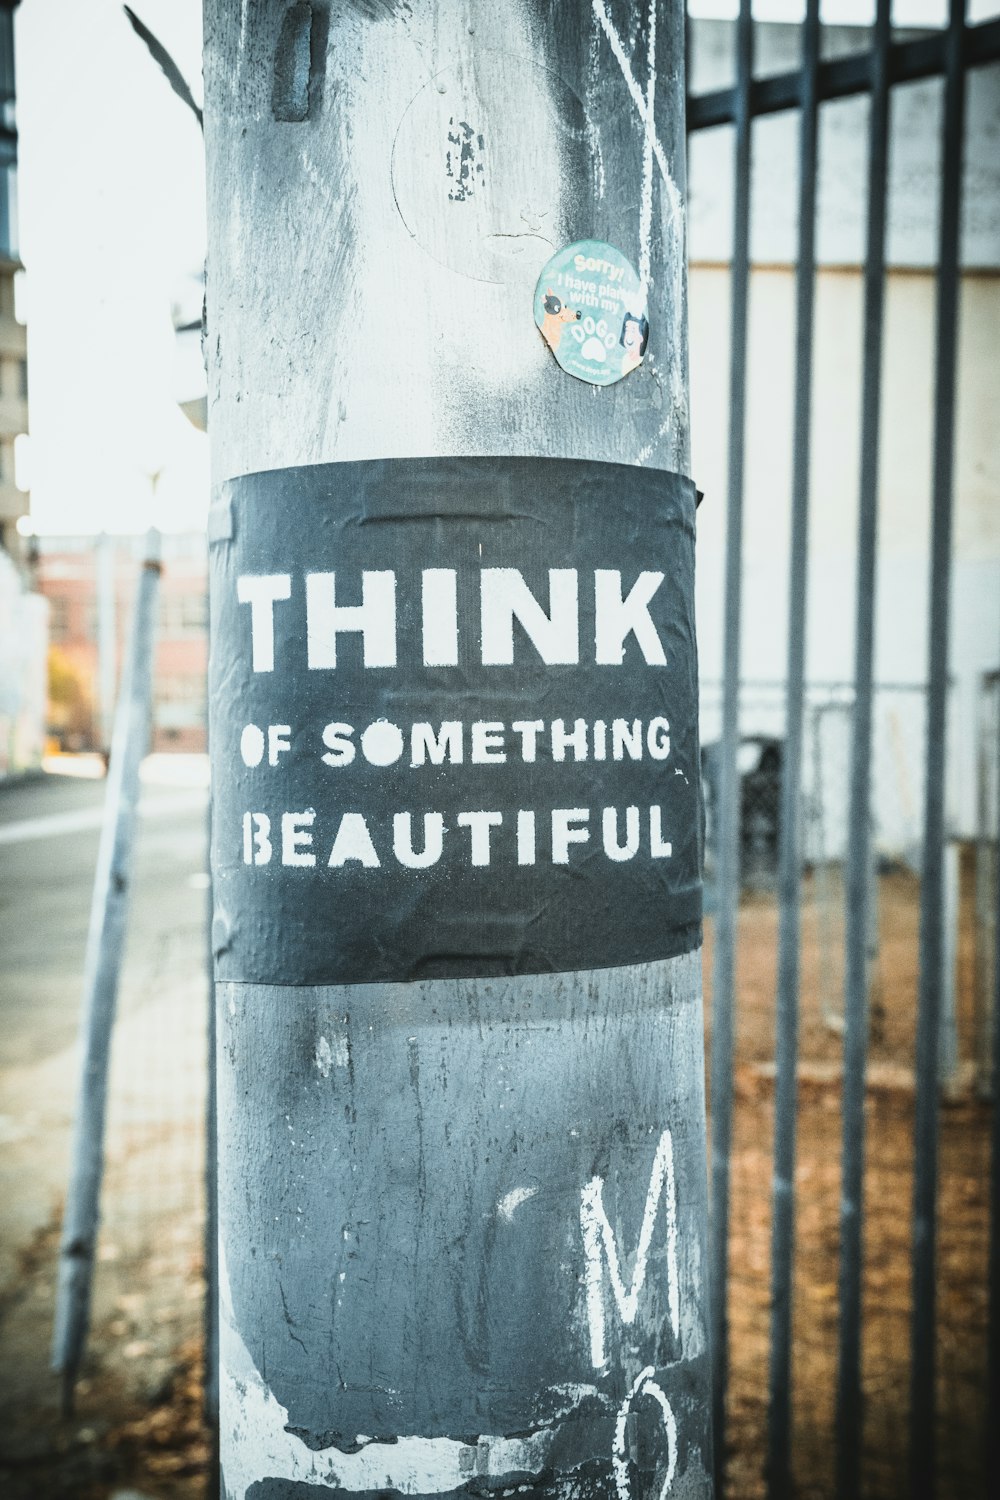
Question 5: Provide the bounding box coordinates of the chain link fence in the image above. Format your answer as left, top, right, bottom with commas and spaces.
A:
701, 678, 932, 869
699, 680, 963, 1061
701, 676, 995, 1089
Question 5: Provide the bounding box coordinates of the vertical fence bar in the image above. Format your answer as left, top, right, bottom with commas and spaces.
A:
974, 676, 998, 1098
938, 841, 961, 1087
96, 532, 117, 756
203, 564, 220, 1493
204, 814, 220, 1444
709, 0, 753, 1489
910, 2, 967, 1495
835, 1, 892, 1494
204, 845, 218, 1355
766, 1, 820, 1493
989, 654, 1000, 1496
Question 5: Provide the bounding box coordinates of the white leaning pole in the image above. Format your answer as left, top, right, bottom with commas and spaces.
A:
203, 3, 713, 1497
52, 529, 161, 1409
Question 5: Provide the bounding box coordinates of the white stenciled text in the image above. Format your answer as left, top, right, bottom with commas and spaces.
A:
240, 806, 673, 870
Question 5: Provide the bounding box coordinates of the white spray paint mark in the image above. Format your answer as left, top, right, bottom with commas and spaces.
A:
217, 1240, 561, 1499
591, 0, 690, 448
220, 1355, 558, 1497
300, 146, 346, 217
612, 1365, 678, 1500
497, 1185, 539, 1222
638, 0, 657, 296
630, 353, 689, 471
234, 0, 252, 104
314, 1033, 351, 1073
590, 0, 678, 216
548, 1380, 602, 1401
580, 1128, 680, 1371
585, 17, 608, 201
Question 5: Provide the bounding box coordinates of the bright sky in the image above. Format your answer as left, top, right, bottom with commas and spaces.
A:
13, 0, 998, 536
15, 0, 206, 536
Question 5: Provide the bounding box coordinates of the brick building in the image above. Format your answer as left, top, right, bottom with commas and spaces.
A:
35, 530, 207, 753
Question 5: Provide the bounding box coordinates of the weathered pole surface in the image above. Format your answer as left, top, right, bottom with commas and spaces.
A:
204, 4, 711, 1498
52, 529, 161, 1407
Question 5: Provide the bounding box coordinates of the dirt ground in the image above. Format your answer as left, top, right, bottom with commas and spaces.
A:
0, 862, 992, 1499
708, 861, 993, 1500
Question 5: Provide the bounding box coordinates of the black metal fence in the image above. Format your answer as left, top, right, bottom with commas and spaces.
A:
685, 2, 1000, 1496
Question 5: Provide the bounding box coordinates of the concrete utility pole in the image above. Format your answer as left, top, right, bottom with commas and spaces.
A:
203, 4, 712, 1498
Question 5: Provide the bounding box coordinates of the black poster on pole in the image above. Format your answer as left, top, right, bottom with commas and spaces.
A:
209, 456, 701, 986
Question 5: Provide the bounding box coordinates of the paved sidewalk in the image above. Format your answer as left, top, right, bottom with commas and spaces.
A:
0, 760, 211, 1498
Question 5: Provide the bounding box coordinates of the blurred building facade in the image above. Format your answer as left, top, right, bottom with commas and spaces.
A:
0, 0, 25, 552
35, 532, 207, 753
0, 0, 46, 778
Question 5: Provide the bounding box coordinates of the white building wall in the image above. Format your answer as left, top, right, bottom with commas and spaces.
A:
687, 19, 1000, 845
0, 547, 47, 777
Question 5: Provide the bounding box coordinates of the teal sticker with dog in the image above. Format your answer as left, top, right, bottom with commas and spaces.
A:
534, 240, 648, 387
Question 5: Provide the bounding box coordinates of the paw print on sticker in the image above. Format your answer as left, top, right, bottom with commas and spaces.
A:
569, 315, 618, 363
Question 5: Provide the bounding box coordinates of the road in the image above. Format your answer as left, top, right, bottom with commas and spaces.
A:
0, 760, 209, 1070
0, 758, 211, 1496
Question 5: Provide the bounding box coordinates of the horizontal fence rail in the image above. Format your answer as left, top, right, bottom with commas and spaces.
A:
687, 4, 1000, 1497
687, 15, 1000, 128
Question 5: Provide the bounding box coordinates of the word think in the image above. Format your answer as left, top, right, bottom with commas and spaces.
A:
236, 568, 669, 671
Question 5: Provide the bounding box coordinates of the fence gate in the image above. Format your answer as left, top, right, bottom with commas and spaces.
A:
685, 2, 1000, 1496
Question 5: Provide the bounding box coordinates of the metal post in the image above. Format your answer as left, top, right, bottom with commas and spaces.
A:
96, 531, 117, 756
51, 529, 162, 1409
811, 703, 839, 1033
910, 2, 967, 1492
204, 574, 221, 1487
709, 2, 753, 1490
835, 1, 891, 1489
988, 648, 1000, 1500
203, 3, 712, 1497
974, 674, 998, 1098
767, 1, 821, 1493
938, 839, 960, 1089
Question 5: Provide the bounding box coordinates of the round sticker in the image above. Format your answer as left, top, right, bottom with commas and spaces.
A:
533, 240, 649, 387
